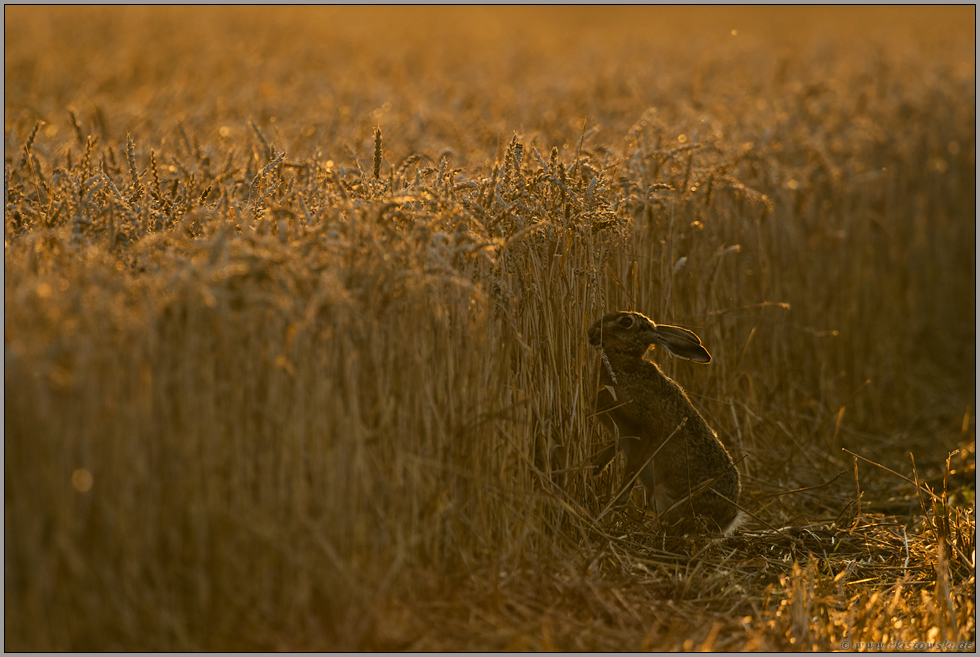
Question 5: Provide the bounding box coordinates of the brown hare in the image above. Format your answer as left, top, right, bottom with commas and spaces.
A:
588, 311, 742, 535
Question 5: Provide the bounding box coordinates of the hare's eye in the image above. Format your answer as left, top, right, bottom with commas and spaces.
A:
619, 316, 634, 328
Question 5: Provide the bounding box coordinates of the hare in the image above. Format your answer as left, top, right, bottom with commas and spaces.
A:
588, 311, 742, 535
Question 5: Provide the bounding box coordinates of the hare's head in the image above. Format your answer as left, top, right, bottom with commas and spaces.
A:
588, 311, 711, 363
588, 312, 658, 357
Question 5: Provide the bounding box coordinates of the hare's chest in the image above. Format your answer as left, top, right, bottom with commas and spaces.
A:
597, 360, 675, 422
596, 354, 629, 413
595, 362, 650, 430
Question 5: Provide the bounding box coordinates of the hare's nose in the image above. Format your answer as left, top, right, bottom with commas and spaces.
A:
587, 327, 602, 345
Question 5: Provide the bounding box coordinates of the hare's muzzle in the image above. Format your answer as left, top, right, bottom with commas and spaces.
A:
587, 323, 603, 346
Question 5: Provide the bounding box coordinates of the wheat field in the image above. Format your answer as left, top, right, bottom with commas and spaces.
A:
4, 6, 976, 651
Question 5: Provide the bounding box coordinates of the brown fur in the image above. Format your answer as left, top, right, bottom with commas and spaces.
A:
588, 311, 741, 534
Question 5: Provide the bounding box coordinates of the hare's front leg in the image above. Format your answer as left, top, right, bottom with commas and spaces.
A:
625, 449, 676, 518
611, 436, 655, 506
590, 441, 619, 473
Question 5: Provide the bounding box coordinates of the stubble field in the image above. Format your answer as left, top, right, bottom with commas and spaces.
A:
4, 6, 976, 650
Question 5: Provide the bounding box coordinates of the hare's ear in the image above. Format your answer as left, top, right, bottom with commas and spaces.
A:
651, 325, 712, 363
